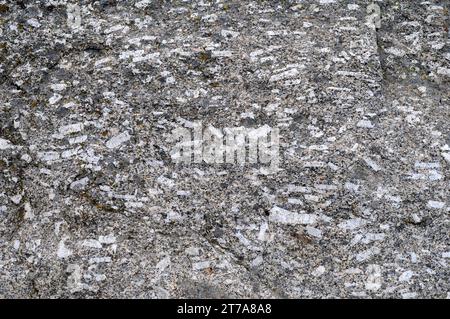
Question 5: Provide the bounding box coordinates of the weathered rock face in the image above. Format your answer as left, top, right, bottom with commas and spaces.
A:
0, 0, 448, 298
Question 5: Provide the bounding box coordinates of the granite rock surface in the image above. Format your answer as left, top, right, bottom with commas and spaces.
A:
0, 0, 449, 298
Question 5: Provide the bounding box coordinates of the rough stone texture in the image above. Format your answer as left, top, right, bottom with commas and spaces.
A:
0, 0, 448, 298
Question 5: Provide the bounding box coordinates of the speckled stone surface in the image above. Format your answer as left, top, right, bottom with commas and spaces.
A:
0, 0, 449, 298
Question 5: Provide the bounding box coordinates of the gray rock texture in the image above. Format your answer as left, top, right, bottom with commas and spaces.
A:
0, 0, 449, 298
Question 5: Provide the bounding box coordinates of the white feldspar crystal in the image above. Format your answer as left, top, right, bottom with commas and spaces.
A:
312, 266, 326, 277
70, 177, 89, 191
62, 149, 78, 159
50, 83, 67, 91
385, 47, 406, 57
437, 67, 450, 77
89, 257, 111, 264
357, 120, 374, 128
288, 198, 303, 205
257, 222, 269, 241
399, 270, 414, 282
306, 226, 323, 239
221, 30, 239, 38
185, 247, 200, 256
251, 256, 264, 267
57, 239, 72, 259
24, 202, 34, 220
249, 49, 264, 61
81, 239, 102, 249
415, 162, 440, 169
365, 264, 382, 291
338, 218, 367, 231
38, 151, 60, 161
345, 182, 360, 192
427, 200, 445, 209
106, 131, 130, 149
49, 93, 62, 105
269, 68, 299, 82
135, 0, 152, 9
157, 176, 175, 188
69, 135, 87, 144
364, 157, 381, 171
356, 247, 380, 262
165, 211, 183, 222
427, 170, 443, 181
348, 4, 360, 10
402, 292, 417, 299
10, 194, 22, 204
13, 240, 20, 250
202, 14, 218, 22
269, 206, 317, 225
156, 256, 171, 271
59, 123, 83, 135
66, 264, 85, 293
21, 154, 32, 162
125, 201, 144, 209
27, 18, 41, 28
361, 233, 385, 244
0, 138, 15, 150
442, 152, 450, 163
99, 234, 116, 244
192, 261, 211, 271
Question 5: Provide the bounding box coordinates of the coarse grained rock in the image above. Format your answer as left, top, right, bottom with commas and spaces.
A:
0, 0, 448, 298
